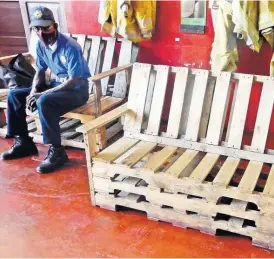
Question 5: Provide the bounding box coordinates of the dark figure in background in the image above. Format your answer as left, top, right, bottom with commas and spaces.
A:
1, 6, 91, 173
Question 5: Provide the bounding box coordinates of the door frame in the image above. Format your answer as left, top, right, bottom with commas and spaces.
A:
19, 0, 68, 47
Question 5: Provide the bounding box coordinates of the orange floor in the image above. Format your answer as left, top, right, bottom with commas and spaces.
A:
0, 138, 274, 258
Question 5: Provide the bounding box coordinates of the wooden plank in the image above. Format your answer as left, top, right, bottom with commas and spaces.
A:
238, 161, 263, 193
185, 70, 209, 141
76, 104, 129, 133
146, 66, 169, 135
198, 77, 216, 138
166, 68, 189, 138
166, 149, 198, 178
101, 38, 116, 95
227, 75, 253, 149
88, 36, 101, 76
113, 40, 132, 98
142, 69, 156, 130
124, 63, 152, 133
263, 164, 274, 197
94, 137, 139, 163
92, 64, 133, 81
130, 44, 139, 63
118, 141, 157, 167
83, 38, 91, 61
250, 78, 274, 153
189, 153, 219, 182
225, 80, 238, 142
206, 72, 232, 145
213, 157, 240, 186
179, 75, 195, 136
144, 146, 177, 172
75, 34, 86, 52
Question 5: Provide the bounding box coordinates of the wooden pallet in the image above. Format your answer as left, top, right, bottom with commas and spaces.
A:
76, 63, 274, 250
93, 175, 274, 250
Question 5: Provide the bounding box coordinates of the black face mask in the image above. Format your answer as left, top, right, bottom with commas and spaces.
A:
41, 30, 57, 46
34, 25, 57, 46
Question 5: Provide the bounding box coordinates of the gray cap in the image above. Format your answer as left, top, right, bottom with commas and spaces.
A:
29, 6, 55, 28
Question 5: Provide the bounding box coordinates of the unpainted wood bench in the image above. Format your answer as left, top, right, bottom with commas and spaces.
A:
77, 62, 274, 250
0, 34, 138, 149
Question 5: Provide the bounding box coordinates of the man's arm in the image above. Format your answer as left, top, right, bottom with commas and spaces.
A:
43, 77, 80, 94
30, 71, 46, 94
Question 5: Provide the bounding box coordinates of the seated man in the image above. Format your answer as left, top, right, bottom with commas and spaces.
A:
1, 6, 91, 173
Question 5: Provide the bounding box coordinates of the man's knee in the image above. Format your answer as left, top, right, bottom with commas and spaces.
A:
36, 95, 49, 110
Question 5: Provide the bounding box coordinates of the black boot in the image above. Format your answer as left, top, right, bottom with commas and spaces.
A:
37, 145, 69, 174
1, 136, 38, 160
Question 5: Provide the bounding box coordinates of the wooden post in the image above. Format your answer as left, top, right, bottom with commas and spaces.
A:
83, 130, 98, 205
93, 80, 106, 150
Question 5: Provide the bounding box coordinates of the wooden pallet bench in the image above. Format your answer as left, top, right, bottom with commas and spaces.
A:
0, 34, 138, 149
77, 63, 274, 250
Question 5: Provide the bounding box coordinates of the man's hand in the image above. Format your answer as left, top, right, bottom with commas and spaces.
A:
26, 92, 43, 112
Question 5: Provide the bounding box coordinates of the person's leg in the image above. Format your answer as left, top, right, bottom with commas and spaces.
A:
1, 87, 38, 160
36, 85, 89, 173
7, 87, 31, 137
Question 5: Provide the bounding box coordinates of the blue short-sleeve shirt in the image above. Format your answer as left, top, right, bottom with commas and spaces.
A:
36, 32, 91, 81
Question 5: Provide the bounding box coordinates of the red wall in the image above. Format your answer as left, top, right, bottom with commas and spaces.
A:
65, 1, 274, 133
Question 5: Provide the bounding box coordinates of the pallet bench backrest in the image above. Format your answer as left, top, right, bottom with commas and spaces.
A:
123, 63, 274, 164
67, 34, 139, 98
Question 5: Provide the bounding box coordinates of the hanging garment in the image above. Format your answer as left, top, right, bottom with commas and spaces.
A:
210, 0, 238, 74
259, 1, 274, 76
98, 0, 117, 37
232, 0, 262, 52
98, 0, 156, 42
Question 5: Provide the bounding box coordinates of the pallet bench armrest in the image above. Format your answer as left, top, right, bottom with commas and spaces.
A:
0, 52, 31, 64
76, 103, 129, 133
91, 64, 133, 81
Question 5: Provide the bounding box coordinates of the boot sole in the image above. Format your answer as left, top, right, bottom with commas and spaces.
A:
1, 149, 39, 161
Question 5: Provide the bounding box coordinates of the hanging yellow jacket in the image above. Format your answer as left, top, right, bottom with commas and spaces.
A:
98, 0, 117, 37
210, 0, 239, 74
98, 0, 156, 42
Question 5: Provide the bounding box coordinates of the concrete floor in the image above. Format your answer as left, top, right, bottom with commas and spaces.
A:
0, 138, 274, 258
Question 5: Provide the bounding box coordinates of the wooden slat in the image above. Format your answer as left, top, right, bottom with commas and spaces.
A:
146, 66, 169, 135
185, 70, 209, 141
125, 131, 274, 164
143, 146, 177, 172
166, 68, 189, 138
238, 161, 263, 193
227, 75, 253, 149
94, 137, 139, 163
124, 63, 152, 133
198, 77, 216, 138
101, 38, 116, 95
83, 39, 91, 61
75, 34, 86, 52
92, 64, 133, 81
250, 78, 274, 153
77, 104, 129, 133
64, 96, 121, 119
189, 153, 219, 182
263, 164, 274, 197
166, 149, 198, 178
119, 141, 157, 167
88, 36, 101, 76
206, 72, 231, 145
213, 157, 240, 186
142, 69, 156, 130
179, 75, 195, 136
113, 40, 132, 98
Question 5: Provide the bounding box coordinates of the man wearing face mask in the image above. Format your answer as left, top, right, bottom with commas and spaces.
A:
1, 6, 91, 173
